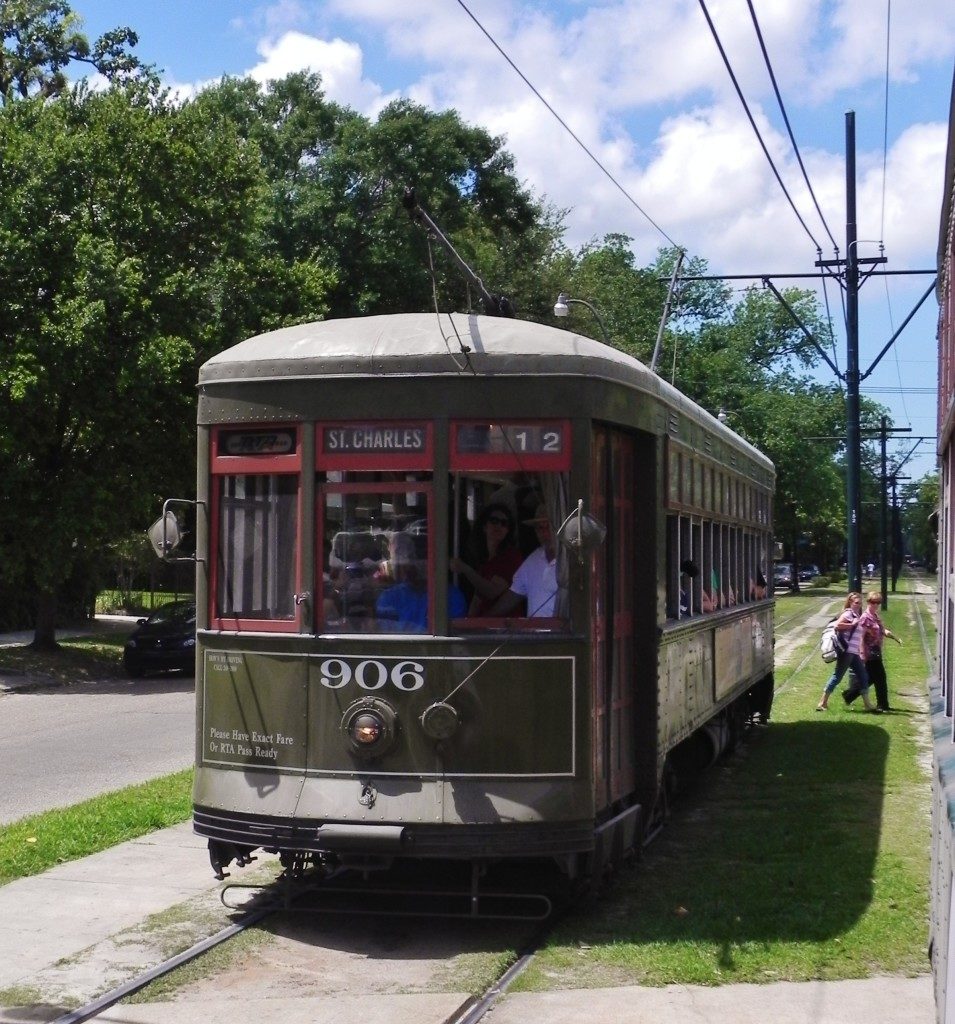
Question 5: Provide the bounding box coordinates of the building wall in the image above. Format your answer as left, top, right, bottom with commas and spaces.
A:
931, 63, 955, 1024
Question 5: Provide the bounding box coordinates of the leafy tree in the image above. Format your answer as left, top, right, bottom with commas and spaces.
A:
0, 84, 277, 643
194, 77, 560, 318
543, 233, 667, 357
900, 473, 939, 570
0, 0, 150, 103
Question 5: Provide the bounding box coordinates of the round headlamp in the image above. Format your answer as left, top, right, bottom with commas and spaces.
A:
351, 712, 383, 745
340, 698, 398, 759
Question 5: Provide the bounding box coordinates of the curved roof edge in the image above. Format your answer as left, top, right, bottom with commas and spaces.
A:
200, 313, 772, 472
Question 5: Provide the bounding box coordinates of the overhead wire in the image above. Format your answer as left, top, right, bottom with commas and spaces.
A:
745, 0, 839, 254
453, 0, 682, 251
879, 0, 892, 244
697, 0, 823, 254
876, 0, 911, 426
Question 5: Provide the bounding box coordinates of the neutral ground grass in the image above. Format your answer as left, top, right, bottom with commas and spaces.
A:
516, 577, 935, 989
0, 772, 193, 885
0, 630, 130, 682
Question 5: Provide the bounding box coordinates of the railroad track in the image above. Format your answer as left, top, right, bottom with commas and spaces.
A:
47, 888, 553, 1024
49, 905, 274, 1024
47, 830, 665, 1024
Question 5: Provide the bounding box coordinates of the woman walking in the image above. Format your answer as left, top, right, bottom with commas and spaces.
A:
816, 592, 881, 713
844, 592, 902, 711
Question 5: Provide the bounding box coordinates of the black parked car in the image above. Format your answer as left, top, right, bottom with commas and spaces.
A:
773, 562, 794, 588
123, 600, 196, 678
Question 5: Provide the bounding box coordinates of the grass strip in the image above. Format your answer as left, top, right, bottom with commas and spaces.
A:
0, 770, 194, 886
516, 585, 934, 988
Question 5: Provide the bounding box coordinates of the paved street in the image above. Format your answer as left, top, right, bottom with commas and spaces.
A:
0, 617, 195, 825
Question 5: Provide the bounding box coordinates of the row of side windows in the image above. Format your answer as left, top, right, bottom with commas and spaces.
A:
665, 513, 773, 620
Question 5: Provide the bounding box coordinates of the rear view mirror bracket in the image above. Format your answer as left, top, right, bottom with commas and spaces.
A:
148, 498, 205, 563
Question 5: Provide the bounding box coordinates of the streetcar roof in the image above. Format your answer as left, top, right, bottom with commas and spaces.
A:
200, 313, 771, 469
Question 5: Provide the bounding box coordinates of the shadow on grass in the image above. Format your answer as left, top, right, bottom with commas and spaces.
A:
562, 720, 889, 949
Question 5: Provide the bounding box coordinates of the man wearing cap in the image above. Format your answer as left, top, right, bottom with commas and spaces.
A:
489, 504, 558, 618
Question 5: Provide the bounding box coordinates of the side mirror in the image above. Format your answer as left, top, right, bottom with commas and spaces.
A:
148, 510, 183, 559
147, 498, 201, 562
557, 500, 607, 559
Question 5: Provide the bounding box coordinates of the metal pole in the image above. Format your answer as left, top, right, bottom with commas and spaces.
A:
650, 249, 684, 373
880, 416, 889, 608
845, 111, 862, 593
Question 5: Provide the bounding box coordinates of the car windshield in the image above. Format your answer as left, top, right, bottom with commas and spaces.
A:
147, 602, 196, 627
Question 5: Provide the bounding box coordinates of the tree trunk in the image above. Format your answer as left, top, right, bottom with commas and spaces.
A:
32, 587, 59, 650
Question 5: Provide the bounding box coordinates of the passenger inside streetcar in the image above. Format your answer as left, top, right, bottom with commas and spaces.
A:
486, 504, 559, 618
450, 502, 523, 616
376, 532, 467, 631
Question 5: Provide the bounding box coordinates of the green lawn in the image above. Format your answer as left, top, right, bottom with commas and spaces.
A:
516, 582, 935, 989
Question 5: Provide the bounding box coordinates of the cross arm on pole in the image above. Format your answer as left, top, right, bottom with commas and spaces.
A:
761, 277, 843, 379
860, 278, 938, 381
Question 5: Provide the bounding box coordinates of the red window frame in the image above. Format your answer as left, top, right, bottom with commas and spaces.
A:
316, 422, 435, 633
209, 424, 303, 633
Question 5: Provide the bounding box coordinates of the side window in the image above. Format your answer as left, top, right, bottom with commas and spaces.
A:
449, 420, 571, 632
211, 427, 300, 630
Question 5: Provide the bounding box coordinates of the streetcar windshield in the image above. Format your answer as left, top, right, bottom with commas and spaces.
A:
320, 472, 439, 633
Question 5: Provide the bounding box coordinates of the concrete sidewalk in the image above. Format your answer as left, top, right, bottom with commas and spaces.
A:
0, 822, 936, 1024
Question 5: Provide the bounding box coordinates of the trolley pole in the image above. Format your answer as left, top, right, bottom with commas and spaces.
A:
845, 111, 862, 594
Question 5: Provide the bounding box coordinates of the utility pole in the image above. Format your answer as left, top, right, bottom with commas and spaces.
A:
844, 112, 862, 593
880, 415, 889, 607
669, 109, 936, 583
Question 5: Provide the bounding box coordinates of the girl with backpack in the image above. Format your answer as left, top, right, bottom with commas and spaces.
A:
816, 592, 881, 713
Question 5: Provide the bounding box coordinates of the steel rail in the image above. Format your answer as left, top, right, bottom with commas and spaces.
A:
49, 905, 273, 1024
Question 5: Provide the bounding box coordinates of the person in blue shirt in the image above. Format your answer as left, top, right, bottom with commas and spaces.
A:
375, 531, 466, 632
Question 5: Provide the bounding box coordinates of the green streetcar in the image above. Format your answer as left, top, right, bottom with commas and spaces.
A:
172, 311, 774, 906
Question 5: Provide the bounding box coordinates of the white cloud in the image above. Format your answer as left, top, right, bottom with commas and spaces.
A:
212, 1, 949, 283
246, 30, 386, 113
858, 121, 947, 262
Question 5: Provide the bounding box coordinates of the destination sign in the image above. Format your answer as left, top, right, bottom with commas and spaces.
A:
323, 425, 427, 453
221, 429, 296, 456
455, 423, 565, 456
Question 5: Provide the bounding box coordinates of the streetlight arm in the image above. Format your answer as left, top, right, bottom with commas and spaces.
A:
554, 293, 610, 344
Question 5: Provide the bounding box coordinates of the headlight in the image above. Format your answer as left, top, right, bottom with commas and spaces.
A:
184, 637, 196, 648
350, 712, 382, 745
340, 698, 398, 759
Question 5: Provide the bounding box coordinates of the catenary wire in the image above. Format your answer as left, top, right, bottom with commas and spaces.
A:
880, 0, 892, 244
745, 0, 839, 253
697, 0, 823, 254
454, 0, 682, 250
876, 4, 911, 426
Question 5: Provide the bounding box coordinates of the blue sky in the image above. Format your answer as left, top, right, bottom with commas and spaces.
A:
72, 0, 954, 483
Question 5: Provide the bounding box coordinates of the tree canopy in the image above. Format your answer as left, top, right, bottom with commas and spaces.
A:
0, 3, 905, 638
0, 0, 149, 102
